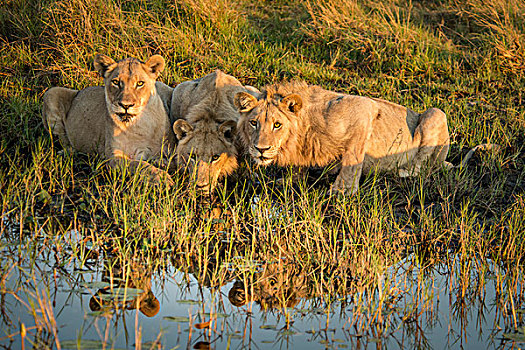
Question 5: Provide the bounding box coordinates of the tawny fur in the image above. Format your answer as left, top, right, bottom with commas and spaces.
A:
89, 259, 159, 317
170, 70, 259, 194
42, 55, 176, 185
228, 260, 308, 310
170, 70, 258, 125
235, 81, 451, 194
173, 118, 238, 195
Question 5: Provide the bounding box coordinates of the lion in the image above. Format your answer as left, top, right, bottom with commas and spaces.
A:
42, 54, 176, 185
234, 81, 496, 194
89, 258, 160, 317
170, 70, 259, 194
228, 260, 309, 310
173, 118, 238, 194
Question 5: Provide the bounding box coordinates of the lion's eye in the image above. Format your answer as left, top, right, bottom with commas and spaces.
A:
273, 122, 282, 129
111, 79, 120, 87
249, 120, 257, 128
136, 81, 144, 88
211, 154, 220, 162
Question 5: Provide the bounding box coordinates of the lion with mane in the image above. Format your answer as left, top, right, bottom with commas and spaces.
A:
234, 80, 452, 194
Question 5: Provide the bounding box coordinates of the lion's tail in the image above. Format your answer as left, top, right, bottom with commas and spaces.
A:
42, 87, 78, 139
458, 143, 501, 168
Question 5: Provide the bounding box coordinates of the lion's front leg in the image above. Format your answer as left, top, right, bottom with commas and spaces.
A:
330, 110, 373, 195
331, 163, 363, 195
330, 144, 366, 195
110, 150, 174, 187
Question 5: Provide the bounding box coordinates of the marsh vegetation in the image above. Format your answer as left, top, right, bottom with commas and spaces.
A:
1, 0, 525, 348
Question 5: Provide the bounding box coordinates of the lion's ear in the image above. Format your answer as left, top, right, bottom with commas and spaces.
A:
145, 55, 165, 77
234, 92, 258, 113
93, 54, 116, 77
219, 120, 237, 142
214, 70, 227, 89
173, 119, 193, 141
215, 69, 242, 89
281, 94, 302, 114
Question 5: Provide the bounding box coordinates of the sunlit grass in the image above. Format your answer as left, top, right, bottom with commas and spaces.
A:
1, 0, 524, 348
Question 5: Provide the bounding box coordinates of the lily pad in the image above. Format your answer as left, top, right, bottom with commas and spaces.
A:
177, 299, 201, 304
82, 282, 111, 289
260, 324, 277, 330
227, 334, 243, 339
87, 311, 111, 317
503, 333, 525, 342
96, 293, 136, 302
61, 288, 89, 294
113, 288, 144, 297
60, 339, 107, 349
163, 316, 190, 322
141, 341, 164, 349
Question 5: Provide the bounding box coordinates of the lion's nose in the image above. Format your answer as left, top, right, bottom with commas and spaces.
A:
255, 146, 270, 154
119, 102, 135, 110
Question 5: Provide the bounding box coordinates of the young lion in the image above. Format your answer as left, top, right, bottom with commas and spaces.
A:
234, 81, 452, 194
173, 118, 238, 195
42, 54, 176, 185
170, 70, 258, 194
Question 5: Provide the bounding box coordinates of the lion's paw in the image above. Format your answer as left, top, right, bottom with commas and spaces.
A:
330, 178, 358, 196
398, 168, 411, 177
150, 169, 174, 188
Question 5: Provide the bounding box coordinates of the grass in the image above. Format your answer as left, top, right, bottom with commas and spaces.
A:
1, 0, 525, 348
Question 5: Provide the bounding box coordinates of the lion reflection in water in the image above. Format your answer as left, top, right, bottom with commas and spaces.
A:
89, 259, 160, 317
228, 261, 309, 310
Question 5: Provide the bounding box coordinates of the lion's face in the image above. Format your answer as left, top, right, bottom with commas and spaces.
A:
89, 260, 160, 317
173, 118, 238, 195
94, 54, 165, 124
234, 91, 302, 166
228, 262, 307, 310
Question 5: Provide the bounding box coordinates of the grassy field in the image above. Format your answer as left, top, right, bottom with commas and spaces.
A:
1, 0, 525, 348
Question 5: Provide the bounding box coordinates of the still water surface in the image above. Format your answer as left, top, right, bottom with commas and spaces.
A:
0, 231, 523, 349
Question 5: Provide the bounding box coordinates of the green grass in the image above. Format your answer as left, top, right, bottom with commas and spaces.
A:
1, 0, 525, 347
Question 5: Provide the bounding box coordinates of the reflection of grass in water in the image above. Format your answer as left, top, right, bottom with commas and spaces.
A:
1, 0, 525, 348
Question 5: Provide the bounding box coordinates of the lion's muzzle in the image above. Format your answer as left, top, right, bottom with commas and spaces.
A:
116, 112, 135, 123
250, 146, 275, 166
111, 99, 144, 122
